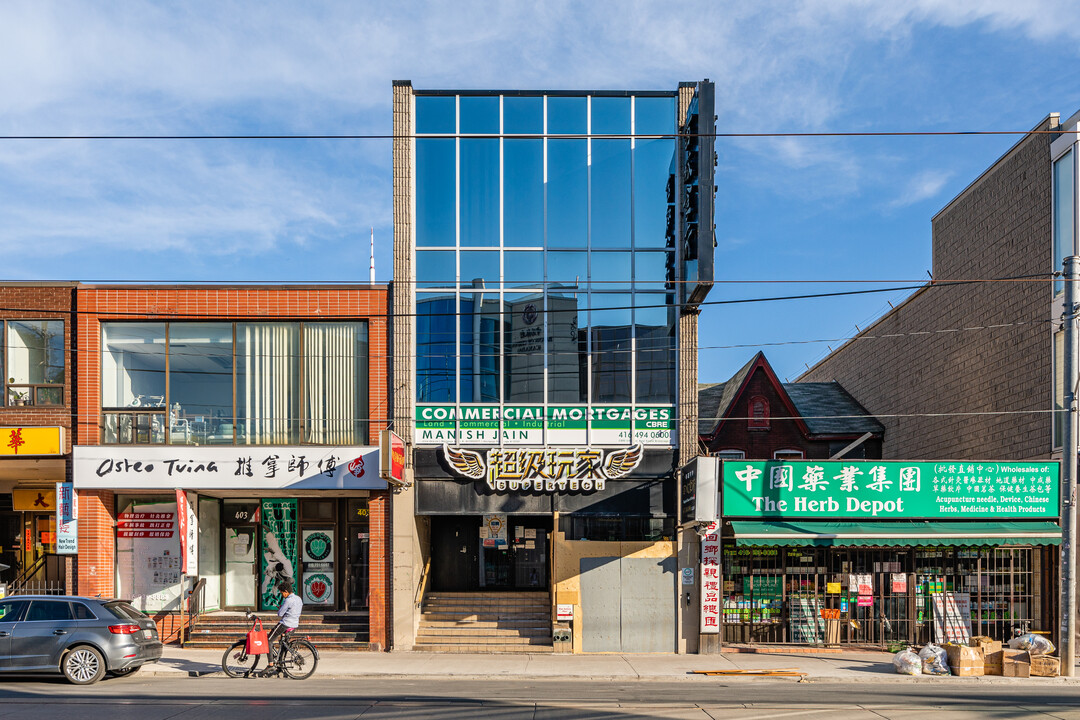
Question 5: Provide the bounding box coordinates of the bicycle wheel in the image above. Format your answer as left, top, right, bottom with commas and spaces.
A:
280, 639, 318, 680
221, 641, 261, 678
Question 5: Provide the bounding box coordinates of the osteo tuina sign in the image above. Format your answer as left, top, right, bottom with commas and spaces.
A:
73, 446, 385, 490
723, 460, 1060, 519
441, 444, 644, 492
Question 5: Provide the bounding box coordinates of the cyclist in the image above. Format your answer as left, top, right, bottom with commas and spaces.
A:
266, 579, 303, 666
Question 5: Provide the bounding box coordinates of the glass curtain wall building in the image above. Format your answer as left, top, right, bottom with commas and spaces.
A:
413, 92, 679, 445
395, 82, 717, 654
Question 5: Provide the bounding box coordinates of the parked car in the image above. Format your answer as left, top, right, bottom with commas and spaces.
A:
0, 595, 162, 684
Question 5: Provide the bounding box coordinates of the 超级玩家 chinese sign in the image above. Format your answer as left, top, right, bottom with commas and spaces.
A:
442, 444, 643, 492
73, 446, 384, 490
416, 404, 674, 446
723, 461, 1059, 519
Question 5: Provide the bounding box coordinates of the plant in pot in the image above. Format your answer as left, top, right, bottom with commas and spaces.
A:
7, 379, 28, 406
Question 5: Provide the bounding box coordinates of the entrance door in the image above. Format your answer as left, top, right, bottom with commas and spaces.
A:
346, 524, 369, 610
222, 501, 258, 609
430, 517, 480, 592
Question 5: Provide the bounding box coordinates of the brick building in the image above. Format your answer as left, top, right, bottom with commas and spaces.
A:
69, 284, 392, 649
699, 352, 883, 460
0, 283, 77, 595
800, 114, 1061, 462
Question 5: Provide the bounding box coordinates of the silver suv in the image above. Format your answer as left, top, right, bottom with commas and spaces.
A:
0, 595, 162, 684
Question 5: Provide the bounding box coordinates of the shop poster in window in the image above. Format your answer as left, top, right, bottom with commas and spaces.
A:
260, 499, 298, 610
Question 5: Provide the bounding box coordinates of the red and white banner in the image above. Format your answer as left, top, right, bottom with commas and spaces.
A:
700, 520, 721, 634
175, 489, 188, 573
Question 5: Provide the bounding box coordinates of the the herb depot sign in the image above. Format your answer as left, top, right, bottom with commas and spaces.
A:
442, 443, 643, 491
723, 460, 1060, 519
416, 404, 673, 446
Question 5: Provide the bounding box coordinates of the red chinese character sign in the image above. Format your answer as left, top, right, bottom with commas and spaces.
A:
699, 520, 721, 634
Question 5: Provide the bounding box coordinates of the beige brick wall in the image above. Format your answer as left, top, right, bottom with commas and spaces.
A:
801, 116, 1060, 461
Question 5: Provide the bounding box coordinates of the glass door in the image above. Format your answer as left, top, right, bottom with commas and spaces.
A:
223, 501, 259, 609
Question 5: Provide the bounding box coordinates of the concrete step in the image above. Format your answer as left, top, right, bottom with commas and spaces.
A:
417, 626, 551, 638
419, 619, 550, 629
188, 630, 368, 643
419, 613, 549, 624
415, 636, 552, 647
413, 643, 553, 654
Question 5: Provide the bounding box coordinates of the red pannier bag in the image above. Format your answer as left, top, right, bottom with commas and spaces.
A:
246, 618, 270, 655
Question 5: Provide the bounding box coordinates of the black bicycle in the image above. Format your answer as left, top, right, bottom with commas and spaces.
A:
221, 613, 319, 680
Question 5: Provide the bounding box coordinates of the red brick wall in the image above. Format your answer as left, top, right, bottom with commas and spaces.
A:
76, 489, 116, 597
76, 285, 390, 445
0, 284, 76, 455
367, 490, 391, 650
73, 286, 391, 640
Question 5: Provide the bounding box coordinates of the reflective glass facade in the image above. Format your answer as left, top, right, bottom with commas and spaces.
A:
414, 93, 679, 415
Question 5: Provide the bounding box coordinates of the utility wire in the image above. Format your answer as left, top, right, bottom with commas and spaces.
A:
0, 130, 1065, 140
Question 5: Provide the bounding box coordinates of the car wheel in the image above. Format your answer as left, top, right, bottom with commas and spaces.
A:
62, 646, 106, 685
110, 665, 141, 677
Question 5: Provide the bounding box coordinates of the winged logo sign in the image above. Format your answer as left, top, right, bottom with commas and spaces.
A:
441, 444, 644, 492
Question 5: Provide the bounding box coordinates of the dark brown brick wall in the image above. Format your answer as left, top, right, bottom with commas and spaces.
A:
801, 119, 1057, 461
704, 367, 881, 459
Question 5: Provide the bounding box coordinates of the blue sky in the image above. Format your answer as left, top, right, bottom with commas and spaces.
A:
2, 1, 1080, 383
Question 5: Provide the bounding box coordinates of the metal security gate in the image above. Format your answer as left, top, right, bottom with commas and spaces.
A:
580, 556, 676, 652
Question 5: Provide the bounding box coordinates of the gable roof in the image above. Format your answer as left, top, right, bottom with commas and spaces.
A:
699, 353, 883, 440
783, 382, 885, 436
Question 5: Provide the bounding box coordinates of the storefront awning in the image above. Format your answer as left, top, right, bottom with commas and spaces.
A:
729, 520, 1061, 547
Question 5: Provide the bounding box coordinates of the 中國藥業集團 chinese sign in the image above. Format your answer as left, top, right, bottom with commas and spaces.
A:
722, 461, 1059, 519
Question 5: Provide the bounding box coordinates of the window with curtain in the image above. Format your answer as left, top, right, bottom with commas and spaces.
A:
303, 322, 368, 444
101, 321, 369, 445
237, 323, 300, 445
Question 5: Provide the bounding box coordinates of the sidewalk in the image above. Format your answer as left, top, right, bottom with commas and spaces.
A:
143, 646, 1080, 684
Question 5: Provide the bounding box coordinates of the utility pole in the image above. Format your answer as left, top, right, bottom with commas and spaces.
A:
1062, 255, 1078, 676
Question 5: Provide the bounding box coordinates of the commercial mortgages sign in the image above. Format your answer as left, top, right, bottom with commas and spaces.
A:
723, 460, 1059, 519
416, 404, 674, 446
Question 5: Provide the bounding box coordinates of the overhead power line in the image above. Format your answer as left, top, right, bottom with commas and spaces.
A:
0, 130, 1065, 141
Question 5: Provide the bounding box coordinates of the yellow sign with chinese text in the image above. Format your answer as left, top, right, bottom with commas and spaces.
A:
826, 582, 842, 594
0, 427, 63, 456
13, 488, 57, 511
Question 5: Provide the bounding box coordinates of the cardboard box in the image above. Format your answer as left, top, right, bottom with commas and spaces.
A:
983, 661, 1003, 676
946, 644, 983, 667
1003, 661, 1030, 678
1030, 655, 1060, 677
970, 636, 1002, 656
951, 664, 984, 677
1003, 649, 1030, 665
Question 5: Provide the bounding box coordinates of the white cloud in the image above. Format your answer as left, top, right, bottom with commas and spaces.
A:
888, 169, 953, 208
0, 0, 1076, 272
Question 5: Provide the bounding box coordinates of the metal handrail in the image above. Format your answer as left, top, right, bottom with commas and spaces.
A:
8, 553, 49, 594
414, 556, 432, 608
183, 577, 207, 647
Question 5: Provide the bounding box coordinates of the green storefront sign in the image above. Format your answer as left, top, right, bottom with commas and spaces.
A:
415, 404, 674, 446
723, 461, 1059, 519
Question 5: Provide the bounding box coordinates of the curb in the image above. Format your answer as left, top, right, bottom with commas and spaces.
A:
136, 666, 1080, 684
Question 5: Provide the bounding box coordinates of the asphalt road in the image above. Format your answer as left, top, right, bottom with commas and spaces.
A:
0, 675, 1079, 719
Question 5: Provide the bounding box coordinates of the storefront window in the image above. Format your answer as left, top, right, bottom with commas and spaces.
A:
116, 494, 183, 613
101, 321, 368, 445
721, 544, 1042, 646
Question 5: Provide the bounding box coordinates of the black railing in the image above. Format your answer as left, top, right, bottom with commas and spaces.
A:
8, 554, 66, 595
183, 577, 207, 647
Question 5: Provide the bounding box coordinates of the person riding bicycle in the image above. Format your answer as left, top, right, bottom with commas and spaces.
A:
267, 579, 303, 664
